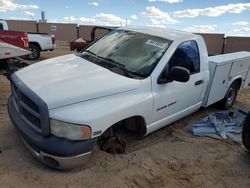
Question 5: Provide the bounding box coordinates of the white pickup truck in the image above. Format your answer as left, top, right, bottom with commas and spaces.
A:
0, 20, 56, 60
7, 27, 250, 169
26, 32, 56, 60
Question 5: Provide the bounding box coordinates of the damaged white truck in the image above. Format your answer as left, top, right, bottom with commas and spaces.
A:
7, 27, 250, 169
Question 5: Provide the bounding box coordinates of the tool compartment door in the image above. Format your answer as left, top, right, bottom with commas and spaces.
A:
206, 63, 232, 106
230, 59, 250, 88
244, 65, 250, 88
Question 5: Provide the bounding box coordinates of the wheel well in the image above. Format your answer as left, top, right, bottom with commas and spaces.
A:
234, 78, 242, 90
121, 116, 147, 137
29, 42, 41, 51
101, 116, 147, 141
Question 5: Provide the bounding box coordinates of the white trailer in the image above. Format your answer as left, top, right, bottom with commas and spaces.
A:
0, 42, 31, 77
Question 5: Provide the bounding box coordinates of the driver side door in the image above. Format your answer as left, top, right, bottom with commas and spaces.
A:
149, 40, 204, 133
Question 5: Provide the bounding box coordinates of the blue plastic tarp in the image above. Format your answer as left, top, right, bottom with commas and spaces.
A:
192, 109, 247, 143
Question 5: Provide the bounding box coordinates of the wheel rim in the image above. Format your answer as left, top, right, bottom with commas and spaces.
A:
32, 49, 38, 58
29, 48, 38, 59
227, 86, 236, 104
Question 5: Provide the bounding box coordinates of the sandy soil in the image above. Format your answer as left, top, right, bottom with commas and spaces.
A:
0, 42, 250, 188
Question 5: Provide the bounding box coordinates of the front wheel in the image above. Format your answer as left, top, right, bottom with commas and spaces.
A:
218, 82, 238, 110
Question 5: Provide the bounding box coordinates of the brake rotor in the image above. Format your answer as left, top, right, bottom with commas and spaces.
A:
101, 136, 126, 154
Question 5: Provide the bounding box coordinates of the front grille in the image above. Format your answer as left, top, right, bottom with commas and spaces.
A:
21, 107, 41, 129
21, 93, 39, 113
11, 74, 50, 136
12, 84, 41, 130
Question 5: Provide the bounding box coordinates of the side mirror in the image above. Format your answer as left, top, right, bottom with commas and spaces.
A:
167, 66, 190, 83
158, 66, 190, 84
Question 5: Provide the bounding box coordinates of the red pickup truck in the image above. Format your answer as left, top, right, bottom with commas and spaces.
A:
0, 22, 29, 49
70, 26, 112, 51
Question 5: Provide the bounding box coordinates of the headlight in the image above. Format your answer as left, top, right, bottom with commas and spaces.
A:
50, 119, 91, 141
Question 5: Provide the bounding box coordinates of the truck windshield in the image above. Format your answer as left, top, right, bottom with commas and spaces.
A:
81, 30, 172, 78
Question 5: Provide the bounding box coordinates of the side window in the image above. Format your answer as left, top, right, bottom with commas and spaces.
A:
0, 23, 3, 30
168, 41, 200, 74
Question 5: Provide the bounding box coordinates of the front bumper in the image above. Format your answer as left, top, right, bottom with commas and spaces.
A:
21, 136, 91, 169
8, 96, 95, 169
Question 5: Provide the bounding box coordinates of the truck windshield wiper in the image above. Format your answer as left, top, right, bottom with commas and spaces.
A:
97, 56, 143, 78
84, 50, 98, 57
82, 50, 144, 79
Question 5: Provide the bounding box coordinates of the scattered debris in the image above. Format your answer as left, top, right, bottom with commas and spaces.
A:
192, 109, 247, 143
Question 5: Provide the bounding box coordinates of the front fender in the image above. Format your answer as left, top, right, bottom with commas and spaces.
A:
49, 80, 153, 138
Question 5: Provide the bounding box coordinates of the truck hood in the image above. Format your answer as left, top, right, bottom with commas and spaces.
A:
15, 54, 141, 109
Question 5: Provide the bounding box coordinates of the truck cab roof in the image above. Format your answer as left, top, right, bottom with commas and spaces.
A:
121, 26, 201, 42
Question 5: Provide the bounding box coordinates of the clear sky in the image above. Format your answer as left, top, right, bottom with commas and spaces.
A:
1, 0, 250, 36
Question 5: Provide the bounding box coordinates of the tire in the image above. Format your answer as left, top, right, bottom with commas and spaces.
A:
242, 112, 250, 151
218, 81, 238, 110
28, 44, 40, 60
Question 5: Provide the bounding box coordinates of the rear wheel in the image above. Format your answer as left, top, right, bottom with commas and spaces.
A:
242, 112, 250, 151
28, 44, 40, 60
218, 82, 238, 110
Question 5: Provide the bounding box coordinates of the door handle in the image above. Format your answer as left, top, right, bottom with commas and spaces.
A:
195, 80, 204, 86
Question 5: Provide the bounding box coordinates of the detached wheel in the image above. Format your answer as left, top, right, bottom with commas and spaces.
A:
28, 44, 40, 60
242, 112, 250, 151
219, 81, 238, 110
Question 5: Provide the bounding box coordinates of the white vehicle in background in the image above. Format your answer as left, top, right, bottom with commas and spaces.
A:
0, 20, 56, 60
27, 33, 56, 60
7, 27, 250, 169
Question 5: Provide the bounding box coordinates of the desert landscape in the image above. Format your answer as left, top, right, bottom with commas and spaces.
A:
0, 42, 250, 188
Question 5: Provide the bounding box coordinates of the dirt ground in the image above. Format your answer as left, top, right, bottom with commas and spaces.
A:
0, 42, 250, 188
